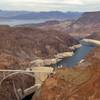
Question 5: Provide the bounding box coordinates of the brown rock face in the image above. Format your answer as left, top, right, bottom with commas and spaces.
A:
33, 76, 69, 100
18, 20, 73, 33
0, 26, 77, 69
86, 47, 100, 69
76, 11, 100, 25
0, 73, 35, 100
32, 47, 100, 100
87, 32, 100, 40
67, 11, 100, 39
33, 68, 100, 100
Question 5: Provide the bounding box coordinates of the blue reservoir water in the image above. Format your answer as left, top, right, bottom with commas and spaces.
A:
0, 19, 54, 26
56, 45, 94, 67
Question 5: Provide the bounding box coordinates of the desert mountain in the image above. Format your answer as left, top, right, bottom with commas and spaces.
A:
32, 47, 100, 100
67, 11, 100, 40
21, 11, 100, 40
18, 20, 73, 32
0, 10, 82, 20
0, 25, 78, 69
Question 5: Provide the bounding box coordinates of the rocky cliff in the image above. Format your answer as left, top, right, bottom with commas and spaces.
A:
67, 11, 100, 39
0, 25, 78, 69
32, 47, 100, 100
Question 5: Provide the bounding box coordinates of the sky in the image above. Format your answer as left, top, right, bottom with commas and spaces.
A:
0, 0, 100, 12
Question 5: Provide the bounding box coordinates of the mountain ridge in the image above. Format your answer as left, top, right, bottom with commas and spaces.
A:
66, 11, 100, 39
0, 10, 82, 20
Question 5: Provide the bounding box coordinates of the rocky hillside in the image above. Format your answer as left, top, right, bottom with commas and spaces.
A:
26, 11, 100, 40
0, 25, 78, 69
18, 20, 73, 32
32, 47, 100, 100
86, 32, 100, 40
0, 73, 35, 100
0, 10, 81, 20
75, 11, 100, 25
67, 11, 100, 39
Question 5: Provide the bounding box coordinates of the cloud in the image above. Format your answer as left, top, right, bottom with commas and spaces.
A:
1, 0, 83, 5
81, 0, 100, 5
0, 0, 100, 11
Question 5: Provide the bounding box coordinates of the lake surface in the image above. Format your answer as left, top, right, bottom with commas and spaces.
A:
0, 19, 53, 26
56, 45, 94, 67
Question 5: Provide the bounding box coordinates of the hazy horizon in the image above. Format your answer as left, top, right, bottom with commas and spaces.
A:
0, 0, 100, 12
0, 9, 100, 13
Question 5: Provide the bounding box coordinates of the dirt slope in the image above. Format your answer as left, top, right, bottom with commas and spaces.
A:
0, 25, 78, 69
67, 11, 100, 39
32, 47, 100, 100
0, 73, 35, 100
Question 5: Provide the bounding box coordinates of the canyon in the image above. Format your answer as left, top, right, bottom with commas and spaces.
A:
0, 11, 100, 100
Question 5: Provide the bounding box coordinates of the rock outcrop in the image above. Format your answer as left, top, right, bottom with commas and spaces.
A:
32, 47, 100, 100
67, 11, 100, 39
30, 59, 61, 67
0, 73, 35, 100
30, 52, 74, 67
0, 26, 78, 69
54, 52, 74, 59
80, 39, 100, 47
